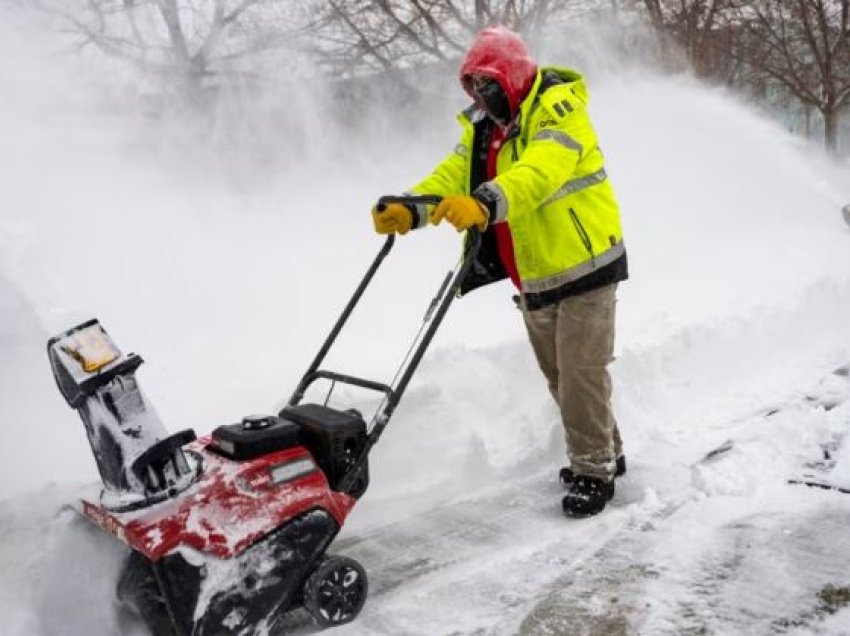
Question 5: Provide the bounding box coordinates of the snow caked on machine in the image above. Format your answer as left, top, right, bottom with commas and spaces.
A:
47, 196, 479, 635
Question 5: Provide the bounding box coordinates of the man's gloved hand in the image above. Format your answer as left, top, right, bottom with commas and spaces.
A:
430, 195, 489, 232
372, 203, 413, 235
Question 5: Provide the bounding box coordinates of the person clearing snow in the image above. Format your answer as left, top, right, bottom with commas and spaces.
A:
371, 26, 629, 518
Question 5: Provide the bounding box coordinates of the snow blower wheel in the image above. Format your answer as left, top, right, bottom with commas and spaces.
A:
303, 556, 368, 628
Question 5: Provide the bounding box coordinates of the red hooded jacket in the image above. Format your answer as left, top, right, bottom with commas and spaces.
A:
459, 27, 538, 289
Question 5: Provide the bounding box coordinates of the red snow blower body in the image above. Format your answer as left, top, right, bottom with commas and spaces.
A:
47, 195, 480, 635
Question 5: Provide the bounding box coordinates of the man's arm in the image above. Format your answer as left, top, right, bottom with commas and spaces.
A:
475, 90, 596, 225
406, 130, 473, 230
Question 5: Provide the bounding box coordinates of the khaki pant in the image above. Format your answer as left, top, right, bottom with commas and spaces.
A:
521, 284, 622, 481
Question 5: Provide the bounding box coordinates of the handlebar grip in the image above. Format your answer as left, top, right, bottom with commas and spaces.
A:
376, 194, 444, 212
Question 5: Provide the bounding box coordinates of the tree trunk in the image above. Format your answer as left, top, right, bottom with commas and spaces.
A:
475, 0, 486, 30
824, 108, 840, 155
804, 104, 812, 139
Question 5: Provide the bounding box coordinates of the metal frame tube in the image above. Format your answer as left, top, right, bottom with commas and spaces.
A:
287, 234, 395, 407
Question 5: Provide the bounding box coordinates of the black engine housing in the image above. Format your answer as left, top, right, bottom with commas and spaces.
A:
208, 403, 369, 498
280, 404, 369, 497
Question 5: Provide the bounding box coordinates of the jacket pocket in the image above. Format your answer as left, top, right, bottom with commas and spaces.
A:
569, 207, 595, 265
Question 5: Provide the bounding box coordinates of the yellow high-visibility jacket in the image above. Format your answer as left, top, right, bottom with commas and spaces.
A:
410, 67, 628, 309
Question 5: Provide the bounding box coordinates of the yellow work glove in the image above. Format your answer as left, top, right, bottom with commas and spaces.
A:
430, 196, 489, 232
371, 202, 413, 235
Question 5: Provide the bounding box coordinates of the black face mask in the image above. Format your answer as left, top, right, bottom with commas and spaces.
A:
472, 77, 512, 127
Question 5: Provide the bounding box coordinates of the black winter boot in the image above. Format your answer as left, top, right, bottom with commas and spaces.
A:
562, 475, 615, 517
559, 455, 626, 488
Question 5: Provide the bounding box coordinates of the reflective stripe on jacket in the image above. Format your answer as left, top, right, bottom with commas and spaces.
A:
411, 67, 628, 308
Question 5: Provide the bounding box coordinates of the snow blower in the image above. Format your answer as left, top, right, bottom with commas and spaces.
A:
47, 195, 479, 635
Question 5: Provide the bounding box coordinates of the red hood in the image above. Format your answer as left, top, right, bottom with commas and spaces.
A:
459, 26, 538, 120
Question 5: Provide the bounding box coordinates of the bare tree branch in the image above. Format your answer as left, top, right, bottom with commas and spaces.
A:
34, 0, 316, 100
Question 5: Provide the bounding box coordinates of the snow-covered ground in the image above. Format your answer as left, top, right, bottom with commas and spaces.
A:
2, 6, 850, 635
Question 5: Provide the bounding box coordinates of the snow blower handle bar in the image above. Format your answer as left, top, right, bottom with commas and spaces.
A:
287, 194, 480, 417
374, 194, 443, 212
336, 202, 482, 495
288, 194, 466, 409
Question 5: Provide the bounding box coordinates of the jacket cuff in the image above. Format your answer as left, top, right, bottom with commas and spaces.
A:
473, 182, 508, 223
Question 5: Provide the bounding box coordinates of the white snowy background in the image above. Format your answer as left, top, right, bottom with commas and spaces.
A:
1, 3, 850, 635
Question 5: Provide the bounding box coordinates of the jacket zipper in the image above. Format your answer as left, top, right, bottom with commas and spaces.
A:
504, 125, 520, 162
569, 208, 596, 267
